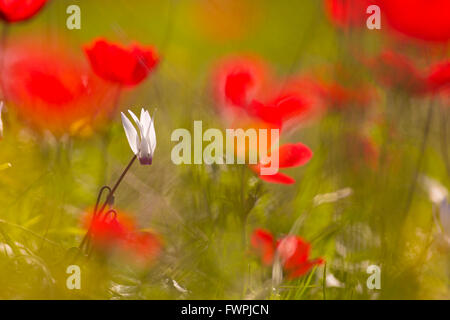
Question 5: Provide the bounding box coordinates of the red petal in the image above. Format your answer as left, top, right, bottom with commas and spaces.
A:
213, 56, 268, 109
0, 0, 48, 22
380, 0, 450, 42
275, 94, 311, 121
287, 258, 324, 279
125, 231, 162, 265
85, 39, 159, 86
325, 0, 375, 28
427, 60, 450, 92
251, 229, 275, 265
372, 51, 427, 94
277, 143, 313, 168
247, 100, 282, 128
277, 235, 311, 269
258, 171, 295, 185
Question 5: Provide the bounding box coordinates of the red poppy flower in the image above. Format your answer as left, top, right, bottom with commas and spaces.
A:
85, 39, 159, 87
370, 50, 427, 94
324, 0, 376, 28
0, 0, 47, 23
86, 211, 135, 252
251, 229, 275, 265
248, 93, 313, 129
251, 229, 324, 279
3, 41, 113, 135
379, 0, 450, 42
277, 235, 324, 278
125, 232, 162, 266
213, 56, 318, 130
213, 56, 269, 109
83, 209, 162, 266
250, 143, 313, 185
427, 60, 450, 93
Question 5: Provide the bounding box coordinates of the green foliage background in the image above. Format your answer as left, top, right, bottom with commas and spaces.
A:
0, 0, 449, 299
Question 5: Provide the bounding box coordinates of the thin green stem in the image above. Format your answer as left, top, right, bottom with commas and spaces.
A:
78, 155, 137, 255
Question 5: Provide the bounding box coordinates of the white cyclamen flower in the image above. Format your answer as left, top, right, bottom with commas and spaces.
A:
121, 108, 156, 165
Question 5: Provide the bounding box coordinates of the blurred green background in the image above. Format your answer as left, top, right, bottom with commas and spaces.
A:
0, 0, 449, 299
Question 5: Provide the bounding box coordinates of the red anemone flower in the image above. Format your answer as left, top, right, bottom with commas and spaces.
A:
251, 229, 324, 279
85, 39, 159, 87
213, 56, 317, 130
0, 0, 48, 23
324, 0, 376, 28
379, 0, 450, 42
248, 93, 313, 129
124, 232, 163, 267
277, 235, 325, 278
251, 229, 275, 265
370, 50, 428, 94
84, 209, 162, 266
213, 56, 269, 109
427, 60, 450, 93
3, 41, 113, 135
250, 143, 313, 185
86, 211, 135, 252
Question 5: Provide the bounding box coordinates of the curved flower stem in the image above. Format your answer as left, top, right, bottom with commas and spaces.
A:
100, 154, 137, 213
78, 154, 137, 256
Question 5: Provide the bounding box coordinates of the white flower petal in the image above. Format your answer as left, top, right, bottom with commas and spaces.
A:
421, 175, 448, 204
149, 120, 156, 154
121, 112, 139, 154
128, 110, 144, 138
140, 108, 151, 130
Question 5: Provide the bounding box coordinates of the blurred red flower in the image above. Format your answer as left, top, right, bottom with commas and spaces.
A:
86, 211, 135, 252
85, 39, 159, 87
213, 56, 269, 110
379, 0, 450, 42
3, 41, 113, 135
248, 94, 312, 129
213, 56, 318, 130
251, 229, 275, 265
250, 143, 313, 185
213, 56, 316, 185
370, 50, 428, 95
324, 0, 375, 28
427, 60, 450, 93
84, 209, 162, 266
427, 60, 450, 104
125, 232, 162, 267
251, 229, 324, 279
0, 0, 47, 23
